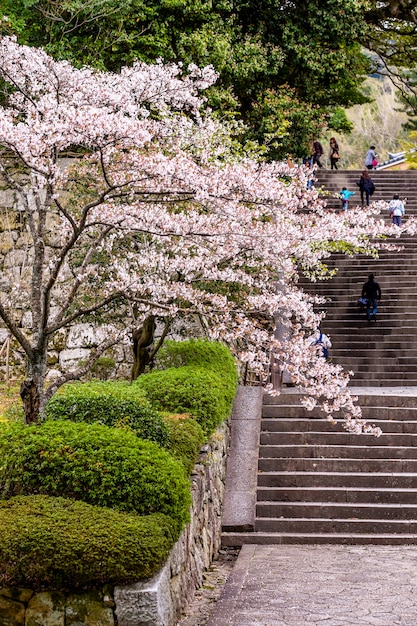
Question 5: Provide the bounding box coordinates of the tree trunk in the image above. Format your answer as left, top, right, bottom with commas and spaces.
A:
131, 315, 156, 381
20, 378, 41, 424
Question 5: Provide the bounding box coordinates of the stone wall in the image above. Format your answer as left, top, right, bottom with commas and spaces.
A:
0, 420, 230, 626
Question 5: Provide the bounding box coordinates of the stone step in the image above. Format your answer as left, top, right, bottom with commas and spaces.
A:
258, 457, 417, 473
260, 431, 417, 447
263, 393, 417, 407
257, 471, 417, 489
345, 379, 417, 386
255, 517, 417, 534
262, 405, 417, 419
257, 485, 417, 503
259, 444, 417, 459
221, 531, 417, 545
333, 368, 417, 377
261, 418, 417, 432
255, 501, 417, 520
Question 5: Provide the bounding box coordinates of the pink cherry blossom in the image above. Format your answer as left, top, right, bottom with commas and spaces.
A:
0, 37, 410, 429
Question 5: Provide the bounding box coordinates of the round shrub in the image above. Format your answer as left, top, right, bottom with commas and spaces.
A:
135, 365, 234, 436
0, 421, 191, 534
155, 339, 238, 384
0, 495, 176, 591
163, 414, 205, 474
45, 381, 168, 447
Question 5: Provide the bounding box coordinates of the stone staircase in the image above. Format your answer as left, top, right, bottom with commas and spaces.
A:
221, 170, 417, 547
222, 389, 417, 545
315, 169, 417, 213
256, 391, 417, 544
304, 169, 417, 386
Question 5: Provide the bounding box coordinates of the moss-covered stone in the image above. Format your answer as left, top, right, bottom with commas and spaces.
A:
0, 587, 34, 603
26, 592, 65, 626
65, 592, 114, 626
0, 594, 25, 625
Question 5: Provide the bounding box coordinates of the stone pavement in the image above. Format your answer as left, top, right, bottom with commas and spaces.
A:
206, 543, 417, 626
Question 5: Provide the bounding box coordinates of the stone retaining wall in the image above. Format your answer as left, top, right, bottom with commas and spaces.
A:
0, 419, 230, 626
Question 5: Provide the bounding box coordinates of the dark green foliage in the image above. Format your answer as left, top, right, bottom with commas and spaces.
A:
0, 495, 176, 591
2, 0, 372, 158
163, 414, 205, 474
0, 421, 191, 533
45, 381, 168, 447
137, 340, 237, 436
136, 366, 234, 437
155, 339, 237, 378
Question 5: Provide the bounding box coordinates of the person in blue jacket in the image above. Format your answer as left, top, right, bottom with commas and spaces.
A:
339, 187, 355, 211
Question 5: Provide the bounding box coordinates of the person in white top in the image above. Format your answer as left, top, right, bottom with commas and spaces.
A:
307, 328, 332, 360
389, 194, 405, 226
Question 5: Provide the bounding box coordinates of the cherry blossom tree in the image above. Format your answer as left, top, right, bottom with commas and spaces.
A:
0, 36, 409, 430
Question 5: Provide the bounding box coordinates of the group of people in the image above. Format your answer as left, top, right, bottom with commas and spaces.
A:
339, 176, 405, 224
307, 140, 406, 223
307, 141, 379, 172
308, 137, 340, 170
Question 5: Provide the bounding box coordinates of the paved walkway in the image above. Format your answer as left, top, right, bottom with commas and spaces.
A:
206, 387, 417, 625
207, 544, 417, 625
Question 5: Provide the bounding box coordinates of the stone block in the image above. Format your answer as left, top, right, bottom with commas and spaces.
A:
4, 248, 31, 268
67, 324, 116, 349
58, 348, 90, 370
115, 565, 174, 626
26, 592, 65, 626
0, 595, 25, 626
0, 231, 14, 254
21, 311, 33, 329
65, 592, 114, 626
0, 588, 34, 604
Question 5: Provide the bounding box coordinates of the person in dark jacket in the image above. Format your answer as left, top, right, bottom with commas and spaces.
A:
362, 273, 381, 322
329, 137, 340, 170
357, 170, 375, 206
311, 138, 324, 168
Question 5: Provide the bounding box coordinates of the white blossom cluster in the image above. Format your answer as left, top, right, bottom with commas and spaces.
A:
0, 36, 413, 428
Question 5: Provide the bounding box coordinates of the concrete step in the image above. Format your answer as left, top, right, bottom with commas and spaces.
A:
257, 485, 417, 503
255, 501, 417, 520
221, 531, 417, 545
258, 444, 417, 459
257, 471, 417, 489
255, 517, 417, 534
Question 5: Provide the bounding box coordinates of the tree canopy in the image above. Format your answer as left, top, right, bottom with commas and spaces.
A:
0, 0, 372, 158
0, 36, 402, 430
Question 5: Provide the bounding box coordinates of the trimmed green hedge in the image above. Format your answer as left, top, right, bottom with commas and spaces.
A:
0, 421, 191, 534
45, 381, 168, 447
136, 340, 238, 436
163, 414, 205, 474
155, 339, 238, 379
0, 495, 176, 591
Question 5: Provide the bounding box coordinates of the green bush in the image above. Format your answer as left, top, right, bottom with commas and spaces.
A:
0, 421, 191, 534
136, 365, 235, 436
0, 495, 176, 591
136, 340, 238, 436
155, 339, 237, 375
45, 381, 168, 447
163, 414, 205, 474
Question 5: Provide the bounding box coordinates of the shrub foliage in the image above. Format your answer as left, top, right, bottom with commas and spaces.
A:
0, 421, 191, 533
163, 414, 205, 474
0, 495, 176, 590
136, 340, 238, 436
45, 381, 168, 447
